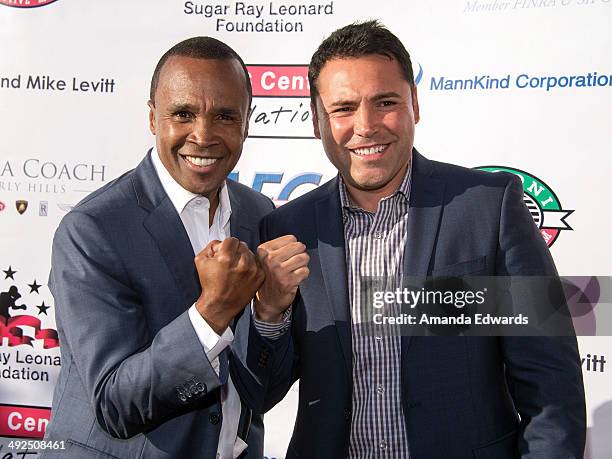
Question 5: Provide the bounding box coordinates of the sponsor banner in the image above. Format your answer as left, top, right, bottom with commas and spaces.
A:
246, 65, 311, 138
248, 97, 313, 139
0, 405, 50, 439
229, 169, 323, 203
0, 158, 108, 217
0, 73, 116, 94
1, 0, 611, 456
463, 0, 612, 14
0, 0, 58, 8
582, 352, 608, 374
429, 71, 612, 92
475, 166, 574, 247
248, 65, 309, 97
183, 1, 336, 33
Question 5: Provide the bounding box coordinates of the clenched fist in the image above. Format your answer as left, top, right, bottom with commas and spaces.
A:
255, 235, 310, 323
195, 237, 264, 335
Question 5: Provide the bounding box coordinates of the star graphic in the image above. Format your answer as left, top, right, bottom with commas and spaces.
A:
28, 279, 42, 294
37, 301, 50, 315
3, 266, 17, 280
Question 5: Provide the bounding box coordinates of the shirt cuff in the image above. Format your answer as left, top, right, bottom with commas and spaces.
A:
188, 304, 234, 361
251, 304, 292, 340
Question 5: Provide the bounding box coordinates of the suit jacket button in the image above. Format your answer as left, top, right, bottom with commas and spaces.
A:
209, 413, 221, 425
196, 382, 206, 394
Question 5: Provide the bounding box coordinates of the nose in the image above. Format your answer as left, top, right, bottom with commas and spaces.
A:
353, 104, 377, 138
188, 116, 218, 147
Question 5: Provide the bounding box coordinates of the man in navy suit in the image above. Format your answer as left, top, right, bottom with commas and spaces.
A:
43, 37, 310, 459
238, 21, 586, 458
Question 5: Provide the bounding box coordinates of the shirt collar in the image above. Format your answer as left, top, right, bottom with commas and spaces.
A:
151, 147, 232, 225
338, 160, 412, 211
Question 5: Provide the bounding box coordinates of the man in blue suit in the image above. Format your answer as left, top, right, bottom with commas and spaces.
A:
240, 21, 586, 458
43, 37, 283, 458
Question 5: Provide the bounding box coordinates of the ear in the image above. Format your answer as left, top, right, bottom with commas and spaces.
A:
147, 100, 156, 135
311, 100, 321, 139
410, 85, 420, 124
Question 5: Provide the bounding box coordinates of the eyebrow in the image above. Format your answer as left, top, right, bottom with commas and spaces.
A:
216, 107, 242, 116
328, 92, 403, 107
167, 102, 198, 112
166, 103, 242, 116
370, 91, 402, 101
329, 99, 357, 107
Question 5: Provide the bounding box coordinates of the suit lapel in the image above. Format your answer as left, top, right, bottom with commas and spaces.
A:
315, 178, 352, 380
403, 150, 445, 277
133, 151, 201, 308
227, 181, 256, 249
402, 150, 445, 355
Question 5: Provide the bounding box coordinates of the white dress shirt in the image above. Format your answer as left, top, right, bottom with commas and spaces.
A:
151, 149, 247, 459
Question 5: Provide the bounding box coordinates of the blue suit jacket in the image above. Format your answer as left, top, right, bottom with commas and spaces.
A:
235, 150, 586, 458
43, 152, 274, 459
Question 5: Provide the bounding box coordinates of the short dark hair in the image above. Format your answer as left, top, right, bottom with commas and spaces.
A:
308, 20, 414, 105
149, 36, 252, 105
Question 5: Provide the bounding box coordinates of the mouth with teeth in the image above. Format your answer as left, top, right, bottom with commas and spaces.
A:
182, 155, 220, 170
349, 144, 389, 158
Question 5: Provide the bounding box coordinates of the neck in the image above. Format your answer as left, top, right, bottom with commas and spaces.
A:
207, 190, 220, 227
344, 162, 409, 213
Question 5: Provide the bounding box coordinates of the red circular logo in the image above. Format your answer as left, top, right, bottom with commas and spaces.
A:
0, 202, 5, 212
0, 0, 58, 8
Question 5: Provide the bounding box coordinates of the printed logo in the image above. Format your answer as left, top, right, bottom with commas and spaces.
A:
0, 0, 58, 8
15, 200, 28, 215
0, 405, 51, 439
57, 203, 73, 213
0, 201, 5, 212
0, 158, 107, 216
1, 265, 58, 348
228, 171, 323, 205
475, 166, 573, 247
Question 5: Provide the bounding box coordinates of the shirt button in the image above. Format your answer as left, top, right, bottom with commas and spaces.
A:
375, 336, 383, 342
374, 231, 382, 239
376, 385, 386, 395
379, 440, 388, 450
194, 199, 203, 206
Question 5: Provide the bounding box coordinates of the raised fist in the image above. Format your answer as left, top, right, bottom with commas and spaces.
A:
255, 235, 310, 323
195, 237, 264, 334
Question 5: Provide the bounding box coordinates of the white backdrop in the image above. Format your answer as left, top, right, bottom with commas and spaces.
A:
1, 1, 611, 457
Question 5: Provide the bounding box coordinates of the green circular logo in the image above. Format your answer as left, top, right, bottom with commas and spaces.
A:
475, 166, 573, 247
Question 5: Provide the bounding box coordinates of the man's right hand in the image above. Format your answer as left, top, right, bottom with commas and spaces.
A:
195, 237, 264, 335
255, 235, 310, 323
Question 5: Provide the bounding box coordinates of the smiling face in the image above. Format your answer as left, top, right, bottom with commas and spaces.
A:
312, 54, 419, 205
148, 56, 250, 199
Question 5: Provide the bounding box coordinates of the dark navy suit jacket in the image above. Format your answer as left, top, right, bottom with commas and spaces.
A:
234, 150, 586, 459
43, 152, 274, 459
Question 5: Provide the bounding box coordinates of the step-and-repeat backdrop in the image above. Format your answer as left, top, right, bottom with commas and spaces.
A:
1, 1, 610, 457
